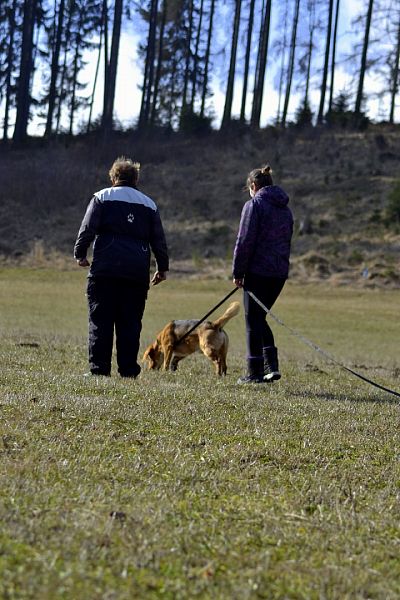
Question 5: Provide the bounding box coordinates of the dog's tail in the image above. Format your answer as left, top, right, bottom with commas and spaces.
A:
212, 301, 240, 329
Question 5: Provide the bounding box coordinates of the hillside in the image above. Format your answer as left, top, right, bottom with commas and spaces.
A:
0, 126, 399, 287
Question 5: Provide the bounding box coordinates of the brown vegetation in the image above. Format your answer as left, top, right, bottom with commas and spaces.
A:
0, 125, 399, 286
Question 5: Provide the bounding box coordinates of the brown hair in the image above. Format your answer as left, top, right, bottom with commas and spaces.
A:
109, 156, 140, 187
246, 165, 273, 190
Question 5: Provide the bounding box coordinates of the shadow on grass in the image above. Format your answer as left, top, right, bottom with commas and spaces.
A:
292, 389, 400, 405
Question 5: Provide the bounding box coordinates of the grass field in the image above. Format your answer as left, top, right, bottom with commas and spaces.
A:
1, 268, 399, 599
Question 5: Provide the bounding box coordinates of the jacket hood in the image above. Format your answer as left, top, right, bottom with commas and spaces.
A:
256, 185, 289, 207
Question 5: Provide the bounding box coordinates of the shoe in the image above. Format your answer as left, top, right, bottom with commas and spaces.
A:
263, 371, 281, 382
237, 374, 265, 384
263, 346, 281, 382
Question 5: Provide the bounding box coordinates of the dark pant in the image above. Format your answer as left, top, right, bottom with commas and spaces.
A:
243, 273, 286, 358
87, 277, 148, 377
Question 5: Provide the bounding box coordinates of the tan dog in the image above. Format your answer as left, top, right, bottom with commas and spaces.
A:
142, 301, 240, 375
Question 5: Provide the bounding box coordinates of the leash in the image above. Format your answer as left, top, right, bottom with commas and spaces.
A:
175, 287, 239, 345
248, 290, 400, 399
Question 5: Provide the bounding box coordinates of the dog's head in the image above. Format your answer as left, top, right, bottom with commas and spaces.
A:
142, 341, 164, 370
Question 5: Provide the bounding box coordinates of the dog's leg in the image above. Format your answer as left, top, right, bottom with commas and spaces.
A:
163, 345, 175, 370
171, 356, 184, 371
219, 357, 227, 376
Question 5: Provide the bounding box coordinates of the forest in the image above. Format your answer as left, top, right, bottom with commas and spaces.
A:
1, 0, 400, 142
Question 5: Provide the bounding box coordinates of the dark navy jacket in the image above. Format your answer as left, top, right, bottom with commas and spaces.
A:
74, 185, 169, 286
232, 185, 293, 280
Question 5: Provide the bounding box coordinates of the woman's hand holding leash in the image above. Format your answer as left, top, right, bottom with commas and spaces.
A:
233, 278, 243, 288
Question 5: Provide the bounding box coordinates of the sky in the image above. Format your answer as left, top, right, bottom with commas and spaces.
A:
28, 0, 395, 136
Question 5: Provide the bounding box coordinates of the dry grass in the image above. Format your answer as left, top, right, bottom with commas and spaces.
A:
1, 127, 400, 288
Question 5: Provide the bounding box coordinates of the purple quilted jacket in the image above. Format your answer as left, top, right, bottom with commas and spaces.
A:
232, 185, 293, 279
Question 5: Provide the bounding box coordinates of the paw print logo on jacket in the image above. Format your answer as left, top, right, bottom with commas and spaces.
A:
127, 213, 135, 223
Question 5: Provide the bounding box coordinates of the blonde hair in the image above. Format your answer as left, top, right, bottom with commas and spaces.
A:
246, 164, 273, 190
109, 156, 140, 187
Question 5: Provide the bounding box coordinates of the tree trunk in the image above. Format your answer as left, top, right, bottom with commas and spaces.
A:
87, 14, 104, 132
150, 0, 167, 125
168, 54, 178, 128
221, 0, 242, 128
102, 0, 109, 120
355, 0, 374, 114
304, 0, 316, 107
389, 12, 400, 124
13, 0, 38, 142
55, 0, 75, 134
138, 0, 158, 129
317, 0, 334, 123
3, 0, 18, 140
102, 0, 124, 132
250, 0, 272, 127
45, 0, 65, 137
328, 0, 340, 113
200, 0, 215, 118
276, 0, 289, 123
281, 0, 300, 127
69, 7, 85, 135
190, 0, 205, 111
240, 0, 255, 122
182, 0, 194, 114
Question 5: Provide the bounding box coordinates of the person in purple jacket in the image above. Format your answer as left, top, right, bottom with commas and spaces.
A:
74, 157, 169, 378
233, 165, 293, 384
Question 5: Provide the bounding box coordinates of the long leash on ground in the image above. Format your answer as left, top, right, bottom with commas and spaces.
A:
248, 291, 400, 399
175, 287, 239, 346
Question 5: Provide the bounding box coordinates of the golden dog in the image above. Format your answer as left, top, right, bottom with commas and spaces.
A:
142, 301, 240, 375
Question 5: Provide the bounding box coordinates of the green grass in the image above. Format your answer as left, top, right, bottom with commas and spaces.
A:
1, 268, 399, 599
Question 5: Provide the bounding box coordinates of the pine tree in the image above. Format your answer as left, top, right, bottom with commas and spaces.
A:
221, 0, 242, 128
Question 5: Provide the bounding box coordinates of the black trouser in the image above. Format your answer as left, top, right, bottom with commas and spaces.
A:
243, 273, 286, 359
87, 277, 148, 377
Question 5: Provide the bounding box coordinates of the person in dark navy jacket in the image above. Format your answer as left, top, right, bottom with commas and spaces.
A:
232, 165, 293, 384
74, 156, 169, 378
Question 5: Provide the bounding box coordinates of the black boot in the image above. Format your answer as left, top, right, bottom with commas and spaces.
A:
263, 346, 281, 382
237, 357, 265, 384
